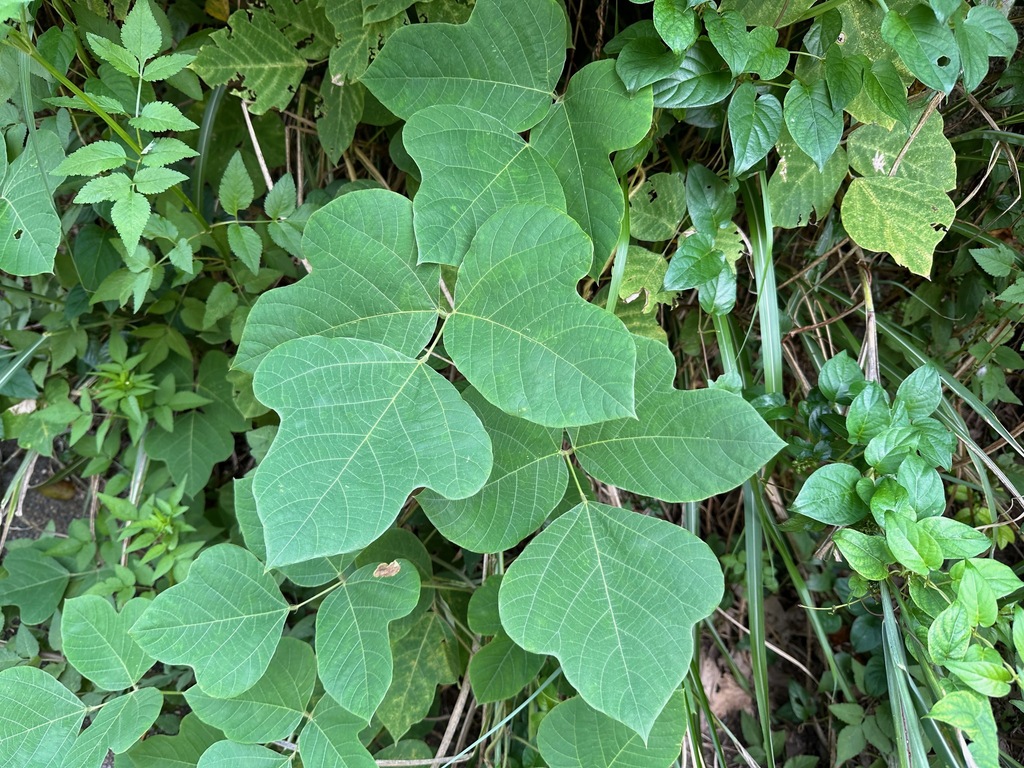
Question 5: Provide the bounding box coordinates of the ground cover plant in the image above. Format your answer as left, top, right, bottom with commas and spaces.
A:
0, 0, 1023, 766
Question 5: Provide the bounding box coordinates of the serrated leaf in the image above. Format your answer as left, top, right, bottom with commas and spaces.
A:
446, 204, 636, 426
86, 33, 141, 76
0, 130, 66, 276
264, 174, 296, 219
847, 108, 956, 191
227, 222, 262, 272
652, 40, 733, 109
969, 245, 1015, 278
532, 60, 653, 274
570, 336, 784, 502
54, 140, 127, 176
0, 666, 85, 767
129, 101, 199, 131
252, 336, 491, 566
728, 82, 782, 175
75, 172, 132, 205
500, 500, 722, 739
403, 105, 565, 266
361, 0, 566, 131
538, 691, 686, 768
298, 695, 376, 768
653, 0, 696, 53
193, 9, 307, 114
841, 176, 955, 276
130, 544, 289, 698
0, 547, 69, 624
65, 688, 162, 765
220, 151, 254, 216
61, 595, 153, 690
784, 79, 843, 171
121, 0, 162, 63
768, 127, 847, 228
418, 387, 567, 552
119, 713, 223, 768
236, 189, 437, 372
468, 631, 545, 703
198, 742, 292, 768
629, 171, 686, 241
881, 6, 959, 94
111, 191, 151, 258
142, 52, 196, 81
316, 560, 420, 720
141, 137, 199, 167
185, 637, 315, 743
792, 463, 870, 525
133, 166, 187, 195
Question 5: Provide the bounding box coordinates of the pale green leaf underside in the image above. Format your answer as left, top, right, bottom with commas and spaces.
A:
61, 595, 154, 691
531, 60, 654, 272
447, 204, 636, 427
252, 336, 492, 566
185, 637, 315, 744
236, 189, 438, 372
499, 501, 723, 739
841, 176, 955, 276
198, 741, 292, 768
0, 666, 85, 768
65, 688, 163, 765
538, 691, 687, 768
418, 387, 567, 553
298, 695, 376, 768
570, 336, 785, 502
130, 544, 289, 698
0, 130, 65, 276
316, 560, 420, 720
361, 0, 567, 131
403, 105, 566, 266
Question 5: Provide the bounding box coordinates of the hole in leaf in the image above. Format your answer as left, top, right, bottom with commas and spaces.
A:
937, 56, 950, 67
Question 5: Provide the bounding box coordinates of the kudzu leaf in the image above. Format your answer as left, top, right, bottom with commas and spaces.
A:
728, 83, 782, 175
198, 742, 292, 768
316, 560, 420, 720
403, 105, 565, 266
119, 713, 223, 768
236, 189, 437, 373
0, 666, 85, 767
841, 176, 955, 276
131, 544, 289, 698
618, 245, 674, 310
220, 151, 254, 217
500, 501, 723, 739
418, 387, 567, 553
446, 204, 636, 427
538, 691, 687, 768
653, 0, 697, 53
652, 40, 733, 109
53, 140, 126, 176
252, 336, 491, 565
847, 109, 956, 191
768, 127, 847, 229
0, 547, 69, 624
376, 612, 457, 741
570, 336, 784, 502
61, 595, 153, 690
881, 6, 959, 94
361, 0, 566, 131
0, 129, 66, 276
193, 9, 306, 113
65, 688, 162, 766
298, 695, 376, 768
629, 171, 686, 241
532, 60, 653, 274
792, 463, 870, 526
324, 0, 405, 84
468, 632, 545, 703
185, 637, 315, 744
783, 79, 843, 172
363, 0, 414, 24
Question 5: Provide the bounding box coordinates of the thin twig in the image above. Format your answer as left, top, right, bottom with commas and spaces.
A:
241, 100, 274, 190
888, 92, 943, 178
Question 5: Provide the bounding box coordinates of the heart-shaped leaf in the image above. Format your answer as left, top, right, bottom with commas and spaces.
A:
499, 501, 723, 739
652, 40, 733, 109
404, 105, 566, 266
570, 336, 785, 502
130, 544, 289, 698
316, 560, 420, 720
727, 82, 782, 175
882, 6, 960, 94
446, 203, 637, 427
61, 595, 154, 691
252, 336, 491, 565
361, 0, 566, 131
783, 79, 843, 171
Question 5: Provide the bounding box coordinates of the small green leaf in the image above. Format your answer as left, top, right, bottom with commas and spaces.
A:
0, 666, 85, 767
728, 82, 782, 175
616, 38, 683, 94
143, 137, 199, 167
298, 695, 376, 768
745, 26, 790, 80
75, 173, 132, 205
111, 191, 151, 258
133, 166, 187, 195
86, 33, 140, 77
142, 52, 196, 81
220, 151, 254, 217
897, 455, 945, 518
684, 163, 736, 238
881, 6, 960, 94
969, 245, 1016, 278
846, 382, 891, 444
824, 45, 863, 110
54, 140, 127, 176
833, 529, 892, 581
835, 724, 866, 766
783, 79, 843, 171
130, 544, 289, 698
653, 0, 697, 53
896, 366, 942, 420
61, 595, 154, 690
468, 632, 545, 704
316, 560, 420, 720
198, 742, 292, 768
828, 703, 865, 726
67, 688, 163, 765
121, 0, 162, 64
227, 222, 262, 272
862, 60, 911, 128
928, 691, 999, 768
955, 19, 990, 93
652, 40, 733, 109
500, 500, 723, 739
792, 463, 870, 526
129, 101, 199, 132
918, 518, 989, 559
965, 6, 1017, 58
943, 646, 1013, 697
928, 600, 971, 664
0, 547, 69, 624
884, 512, 943, 576
705, 9, 749, 76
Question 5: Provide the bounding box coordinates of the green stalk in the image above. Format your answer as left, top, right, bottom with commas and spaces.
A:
879, 581, 930, 768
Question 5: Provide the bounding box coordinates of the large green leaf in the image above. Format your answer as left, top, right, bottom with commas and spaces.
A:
298, 695, 376, 768
531, 61, 653, 273
0, 666, 85, 768
130, 544, 289, 698
0, 129, 65, 276
61, 595, 154, 691
316, 560, 420, 720
651, 40, 733, 109
847, 108, 956, 191
570, 336, 785, 502
403, 105, 566, 266
841, 176, 955, 276
418, 387, 567, 553
538, 691, 687, 768
235, 189, 438, 372
252, 336, 491, 565
499, 501, 723, 739
881, 6, 959, 94
783, 79, 843, 171
728, 81, 782, 175
65, 688, 162, 766
119, 713, 223, 768
361, 0, 566, 131
185, 637, 315, 744
446, 204, 637, 427
198, 742, 292, 768
0, 547, 69, 624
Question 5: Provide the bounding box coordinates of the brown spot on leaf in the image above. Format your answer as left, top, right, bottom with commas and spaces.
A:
373, 560, 401, 578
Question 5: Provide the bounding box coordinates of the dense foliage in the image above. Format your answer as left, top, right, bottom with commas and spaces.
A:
1, 0, 1023, 766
